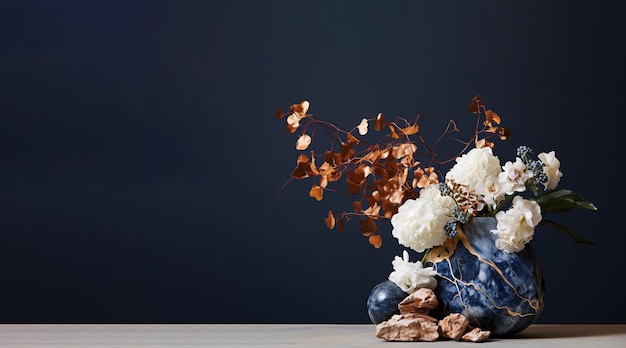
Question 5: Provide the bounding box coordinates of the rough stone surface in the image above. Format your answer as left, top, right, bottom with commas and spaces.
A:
462, 327, 491, 342
398, 288, 438, 314
439, 313, 470, 340
376, 314, 440, 342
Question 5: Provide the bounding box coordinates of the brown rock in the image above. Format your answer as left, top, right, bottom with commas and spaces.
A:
462, 327, 491, 342
439, 313, 470, 340
398, 288, 439, 314
376, 314, 440, 342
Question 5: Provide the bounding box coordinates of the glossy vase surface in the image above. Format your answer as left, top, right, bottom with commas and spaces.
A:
424, 217, 544, 337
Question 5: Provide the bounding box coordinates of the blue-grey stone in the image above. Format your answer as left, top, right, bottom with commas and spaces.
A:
425, 217, 544, 337
366, 280, 408, 324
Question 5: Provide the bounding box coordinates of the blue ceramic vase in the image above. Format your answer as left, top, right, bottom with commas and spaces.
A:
424, 217, 544, 337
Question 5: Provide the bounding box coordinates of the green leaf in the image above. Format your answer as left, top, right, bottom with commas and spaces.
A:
539, 219, 594, 246
535, 189, 597, 215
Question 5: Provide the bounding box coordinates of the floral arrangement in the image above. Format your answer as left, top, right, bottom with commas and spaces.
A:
275, 95, 596, 293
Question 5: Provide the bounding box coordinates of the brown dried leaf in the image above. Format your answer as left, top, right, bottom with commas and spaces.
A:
295, 134, 312, 150
353, 201, 362, 212
347, 133, 359, 144
289, 100, 310, 117
357, 118, 369, 135
401, 123, 419, 136
338, 218, 345, 232
346, 169, 366, 194
324, 151, 336, 166
275, 108, 284, 119
360, 216, 377, 236
369, 235, 382, 249
374, 112, 386, 131
286, 123, 298, 133
388, 124, 400, 139
309, 185, 323, 201
325, 210, 336, 229
363, 202, 381, 217
413, 166, 439, 188
382, 200, 398, 218
291, 154, 319, 179
499, 127, 512, 140
340, 142, 356, 162
484, 109, 501, 125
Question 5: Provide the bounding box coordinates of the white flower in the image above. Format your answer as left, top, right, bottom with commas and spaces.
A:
391, 184, 455, 253
475, 174, 505, 208
388, 250, 438, 292
538, 151, 563, 190
491, 196, 542, 253
498, 158, 533, 195
445, 147, 502, 196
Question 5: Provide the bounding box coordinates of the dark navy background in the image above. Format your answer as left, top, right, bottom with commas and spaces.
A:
1, 1, 624, 323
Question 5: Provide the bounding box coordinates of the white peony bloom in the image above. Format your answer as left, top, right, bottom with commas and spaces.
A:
445, 147, 502, 197
391, 184, 455, 253
388, 250, 438, 292
538, 151, 563, 190
498, 158, 533, 195
491, 196, 542, 253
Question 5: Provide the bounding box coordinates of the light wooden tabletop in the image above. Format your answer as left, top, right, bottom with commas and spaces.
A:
0, 324, 624, 347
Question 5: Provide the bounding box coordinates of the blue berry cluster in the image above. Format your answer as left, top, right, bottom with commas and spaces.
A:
439, 183, 472, 238
516, 145, 548, 194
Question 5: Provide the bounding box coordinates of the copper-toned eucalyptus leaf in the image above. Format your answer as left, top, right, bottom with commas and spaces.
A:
499, 128, 512, 140
374, 112, 386, 131
309, 185, 323, 201
347, 133, 359, 144
324, 150, 336, 166
485, 109, 501, 125
388, 124, 400, 139
346, 170, 365, 194
359, 216, 377, 236
468, 94, 484, 113
325, 210, 336, 229
295, 134, 312, 150
291, 154, 318, 179
369, 235, 382, 249
290, 100, 310, 117
353, 201, 362, 212
401, 123, 419, 136
276, 108, 284, 119
340, 142, 356, 162
286, 123, 298, 133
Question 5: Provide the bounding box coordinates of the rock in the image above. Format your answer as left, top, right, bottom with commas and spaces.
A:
462, 328, 491, 342
367, 281, 408, 324
376, 314, 440, 342
439, 313, 470, 340
398, 287, 438, 314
